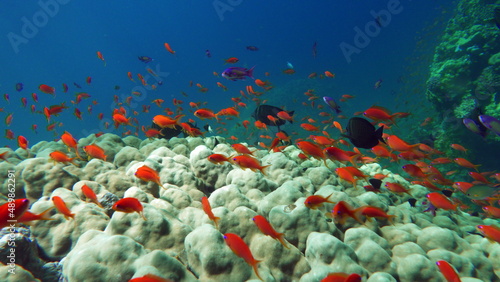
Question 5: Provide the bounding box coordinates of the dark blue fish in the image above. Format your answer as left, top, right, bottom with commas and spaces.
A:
463, 118, 488, 137
312, 41, 317, 58
246, 46, 258, 51
138, 56, 153, 63
479, 115, 500, 136
15, 83, 23, 92
342, 117, 385, 149
322, 96, 341, 114
73, 82, 82, 89
205, 49, 211, 58
222, 66, 255, 81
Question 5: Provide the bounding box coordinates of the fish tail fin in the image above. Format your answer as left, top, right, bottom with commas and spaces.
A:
38, 207, 55, 221
260, 165, 271, 176
213, 216, 220, 229
277, 233, 290, 249
351, 208, 364, 224
387, 214, 396, 225
251, 259, 263, 281
247, 66, 256, 79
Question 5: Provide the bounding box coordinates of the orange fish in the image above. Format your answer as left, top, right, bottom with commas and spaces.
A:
276, 111, 294, 122
61, 131, 82, 159
5, 113, 13, 126
17, 135, 28, 150
81, 184, 103, 208
476, 224, 500, 243
436, 260, 461, 282
232, 143, 255, 155
194, 109, 219, 121
335, 167, 360, 187
224, 57, 239, 64
39, 84, 55, 95
324, 71, 335, 78
231, 155, 269, 175
301, 123, 320, 132
113, 113, 133, 127
363, 106, 398, 124
252, 215, 289, 248
135, 165, 164, 189
0, 198, 30, 229
129, 274, 173, 282
327, 201, 363, 224
49, 151, 77, 165
112, 197, 146, 220
296, 141, 327, 166
164, 42, 175, 54
304, 193, 335, 209
385, 182, 412, 196
356, 206, 395, 224
426, 192, 457, 211
207, 154, 232, 164
83, 144, 107, 161
451, 144, 467, 153
201, 196, 220, 228
321, 273, 362, 282
17, 207, 54, 224
96, 51, 106, 66
454, 158, 480, 171
153, 114, 184, 128
223, 233, 262, 280
52, 196, 75, 220
127, 71, 134, 81
386, 135, 419, 152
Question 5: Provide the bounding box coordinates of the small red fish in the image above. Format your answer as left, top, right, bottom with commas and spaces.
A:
207, 154, 232, 164
52, 196, 75, 220
304, 193, 335, 209
426, 192, 457, 211
39, 84, 55, 95
231, 155, 270, 175
223, 233, 262, 280
252, 215, 289, 248
112, 197, 146, 220
135, 165, 164, 189
327, 201, 363, 225
83, 144, 107, 161
0, 199, 30, 229
81, 184, 103, 208
436, 260, 461, 282
201, 196, 220, 228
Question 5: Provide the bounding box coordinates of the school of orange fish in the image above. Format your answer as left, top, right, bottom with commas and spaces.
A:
2, 42, 500, 282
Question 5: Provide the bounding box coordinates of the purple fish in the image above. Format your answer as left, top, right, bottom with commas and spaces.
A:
222, 66, 255, 81
15, 83, 23, 92
463, 118, 488, 137
479, 115, 500, 136
322, 96, 341, 114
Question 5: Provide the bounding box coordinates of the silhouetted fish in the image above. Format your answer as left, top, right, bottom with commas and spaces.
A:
368, 179, 382, 190
407, 198, 417, 207
151, 122, 199, 139
252, 105, 294, 128
342, 117, 385, 149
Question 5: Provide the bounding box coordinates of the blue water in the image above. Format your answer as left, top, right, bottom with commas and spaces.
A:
0, 0, 457, 148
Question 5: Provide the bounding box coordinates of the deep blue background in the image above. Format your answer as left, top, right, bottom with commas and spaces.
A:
0, 0, 457, 147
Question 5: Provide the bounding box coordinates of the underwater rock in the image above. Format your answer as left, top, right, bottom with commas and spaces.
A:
62, 230, 196, 281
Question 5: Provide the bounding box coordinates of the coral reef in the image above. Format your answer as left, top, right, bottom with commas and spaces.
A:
1, 133, 499, 281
